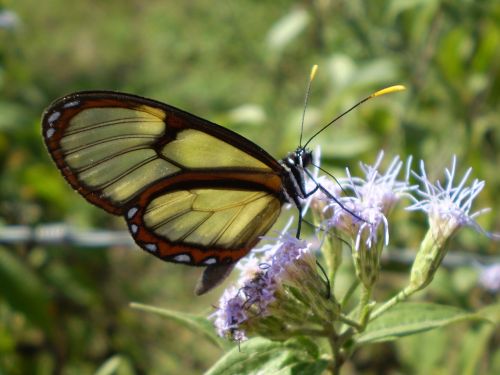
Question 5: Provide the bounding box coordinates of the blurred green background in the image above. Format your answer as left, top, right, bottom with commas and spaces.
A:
0, 0, 498, 374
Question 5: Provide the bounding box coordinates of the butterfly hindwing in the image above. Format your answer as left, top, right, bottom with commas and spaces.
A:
42, 91, 286, 267
126, 186, 281, 266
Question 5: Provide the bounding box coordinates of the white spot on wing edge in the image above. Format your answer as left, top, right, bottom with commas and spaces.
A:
203, 257, 217, 265
46, 128, 56, 139
47, 111, 60, 125
144, 243, 157, 253
127, 207, 138, 219
130, 224, 138, 234
173, 254, 191, 263
63, 100, 80, 108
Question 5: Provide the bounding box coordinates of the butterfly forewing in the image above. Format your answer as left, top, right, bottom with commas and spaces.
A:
42, 91, 286, 268
44, 95, 174, 213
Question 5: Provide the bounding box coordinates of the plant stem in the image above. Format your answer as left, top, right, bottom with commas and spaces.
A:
369, 286, 414, 321
358, 285, 373, 329
327, 331, 343, 375
340, 279, 359, 308
338, 314, 362, 331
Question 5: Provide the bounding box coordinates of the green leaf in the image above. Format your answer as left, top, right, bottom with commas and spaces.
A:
387, 0, 437, 20
95, 355, 135, 375
0, 101, 28, 130
206, 337, 329, 375
357, 302, 489, 345
130, 302, 228, 350
458, 322, 497, 375
266, 8, 309, 52
396, 329, 448, 375
289, 336, 321, 359
0, 247, 52, 331
476, 302, 500, 324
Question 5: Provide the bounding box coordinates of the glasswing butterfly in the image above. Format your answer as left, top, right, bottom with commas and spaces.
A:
42, 74, 404, 294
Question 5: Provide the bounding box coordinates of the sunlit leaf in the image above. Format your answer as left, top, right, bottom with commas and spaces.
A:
95, 355, 135, 375
357, 302, 490, 345
458, 321, 497, 375
266, 8, 309, 52
206, 337, 329, 375
476, 302, 500, 324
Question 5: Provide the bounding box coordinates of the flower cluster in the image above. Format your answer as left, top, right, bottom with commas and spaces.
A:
213, 152, 494, 342
408, 157, 489, 239
316, 152, 414, 287
406, 157, 491, 291
322, 152, 413, 250
213, 232, 336, 341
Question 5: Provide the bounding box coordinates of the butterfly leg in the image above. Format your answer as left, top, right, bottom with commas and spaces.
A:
303, 168, 366, 223
303, 184, 320, 197
298, 170, 337, 300
292, 196, 304, 238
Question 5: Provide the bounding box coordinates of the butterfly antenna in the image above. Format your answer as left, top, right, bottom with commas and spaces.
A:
299, 64, 319, 147
303, 85, 406, 149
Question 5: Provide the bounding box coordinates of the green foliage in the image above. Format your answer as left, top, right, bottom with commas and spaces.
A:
206, 337, 329, 375
0, 0, 498, 374
395, 304, 500, 375
0, 247, 52, 331
95, 355, 135, 375
130, 302, 229, 350
356, 302, 489, 345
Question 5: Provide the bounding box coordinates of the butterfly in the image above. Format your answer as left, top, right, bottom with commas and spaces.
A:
41, 84, 403, 294
41, 91, 316, 294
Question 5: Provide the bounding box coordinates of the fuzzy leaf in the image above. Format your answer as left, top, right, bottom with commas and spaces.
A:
357, 302, 489, 345
130, 302, 228, 350
476, 302, 500, 324
206, 337, 329, 375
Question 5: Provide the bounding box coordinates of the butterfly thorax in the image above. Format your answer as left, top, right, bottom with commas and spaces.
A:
279, 147, 313, 204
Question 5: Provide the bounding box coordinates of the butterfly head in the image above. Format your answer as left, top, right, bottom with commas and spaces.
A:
287, 147, 313, 169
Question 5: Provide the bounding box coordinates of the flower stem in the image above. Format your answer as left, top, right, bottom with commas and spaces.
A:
369, 286, 414, 321
326, 330, 344, 375
338, 314, 362, 331
340, 279, 360, 308
358, 285, 373, 329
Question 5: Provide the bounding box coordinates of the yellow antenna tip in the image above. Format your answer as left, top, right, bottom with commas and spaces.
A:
371, 85, 406, 98
310, 64, 319, 81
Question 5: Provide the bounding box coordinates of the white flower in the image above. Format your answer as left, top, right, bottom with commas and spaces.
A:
324, 151, 413, 251
0, 10, 20, 30
407, 156, 490, 239
478, 263, 500, 293
406, 156, 496, 292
